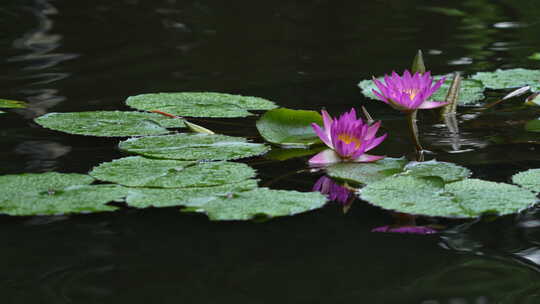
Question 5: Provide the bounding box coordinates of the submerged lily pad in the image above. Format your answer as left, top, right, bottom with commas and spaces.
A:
471, 68, 540, 91
125, 179, 258, 208
512, 169, 540, 192
0, 172, 127, 216
265, 146, 325, 161
126, 92, 277, 118
183, 188, 327, 221
0, 99, 27, 109
326, 158, 407, 185
256, 108, 323, 147
360, 176, 537, 218
525, 118, 540, 132
90, 156, 256, 188
402, 160, 471, 182
119, 133, 269, 161
358, 76, 486, 106
35, 111, 185, 137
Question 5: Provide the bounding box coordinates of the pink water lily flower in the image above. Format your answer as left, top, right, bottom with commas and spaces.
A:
309, 108, 387, 165
372, 70, 448, 112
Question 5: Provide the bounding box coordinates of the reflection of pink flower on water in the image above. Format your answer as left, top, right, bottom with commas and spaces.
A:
309, 108, 387, 165
372, 225, 437, 235
372, 70, 448, 112
313, 176, 352, 204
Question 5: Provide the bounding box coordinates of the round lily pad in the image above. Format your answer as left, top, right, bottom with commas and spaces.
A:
471, 68, 540, 91
402, 160, 471, 182
256, 108, 323, 147
126, 92, 277, 118
125, 179, 258, 208
119, 133, 270, 161
512, 169, 540, 192
326, 157, 407, 185
90, 156, 256, 188
0, 172, 94, 198
358, 76, 486, 106
35, 111, 185, 137
0, 184, 127, 216
265, 146, 325, 161
525, 118, 540, 132
183, 188, 328, 221
0, 99, 26, 108
360, 176, 537, 218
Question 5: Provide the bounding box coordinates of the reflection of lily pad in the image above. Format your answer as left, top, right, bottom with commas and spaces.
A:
35, 111, 185, 137
471, 68, 540, 91
183, 188, 327, 221
0, 172, 127, 216
0, 99, 27, 109
119, 133, 269, 161
90, 156, 256, 188
125, 179, 258, 208
402, 160, 471, 182
326, 157, 407, 185
256, 108, 323, 147
361, 176, 537, 218
512, 168, 540, 192
358, 76, 486, 106
126, 92, 277, 118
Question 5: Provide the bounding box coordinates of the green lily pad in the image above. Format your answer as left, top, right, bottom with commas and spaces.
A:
358, 76, 486, 106
401, 160, 471, 182
0, 111, 5, 114
35, 111, 185, 137
512, 168, 540, 192
0, 172, 127, 216
256, 108, 323, 147
326, 157, 407, 185
90, 156, 256, 188
125, 179, 258, 208
0, 99, 27, 109
0, 184, 127, 216
126, 92, 277, 118
265, 146, 325, 161
529, 53, 540, 60
183, 188, 327, 221
525, 118, 540, 132
360, 176, 537, 218
471, 68, 540, 91
119, 133, 270, 161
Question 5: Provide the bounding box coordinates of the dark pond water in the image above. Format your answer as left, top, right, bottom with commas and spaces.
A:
2, 0, 540, 303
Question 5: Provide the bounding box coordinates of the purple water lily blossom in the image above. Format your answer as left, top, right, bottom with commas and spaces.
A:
313, 176, 352, 204
371, 225, 438, 235
309, 108, 387, 165
372, 70, 448, 112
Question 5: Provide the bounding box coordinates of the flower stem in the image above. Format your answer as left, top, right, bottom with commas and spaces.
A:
407, 110, 424, 161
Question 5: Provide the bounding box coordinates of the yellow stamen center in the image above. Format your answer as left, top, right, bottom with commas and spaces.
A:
403, 89, 419, 100
338, 134, 362, 149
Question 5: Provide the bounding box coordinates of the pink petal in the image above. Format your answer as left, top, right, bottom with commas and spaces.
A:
365, 121, 381, 139
321, 110, 333, 141
352, 153, 385, 163
418, 100, 449, 109
311, 123, 332, 148
364, 133, 387, 152
372, 89, 389, 103
308, 149, 342, 165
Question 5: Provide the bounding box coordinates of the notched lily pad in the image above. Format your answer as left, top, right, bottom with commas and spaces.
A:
471, 68, 540, 91
512, 168, 540, 192
183, 188, 327, 221
0, 172, 127, 216
256, 108, 323, 147
125, 179, 258, 208
90, 156, 256, 188
361, 176, 537, 218
358, 76, 485, 106
126, 92, 277, 118
401, 160, 471, 182
265, 146, 324, 161
0, 99, 27, 109
326, 157, 407, 185
119, 133, 270, 161
35, 111, 185, 137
